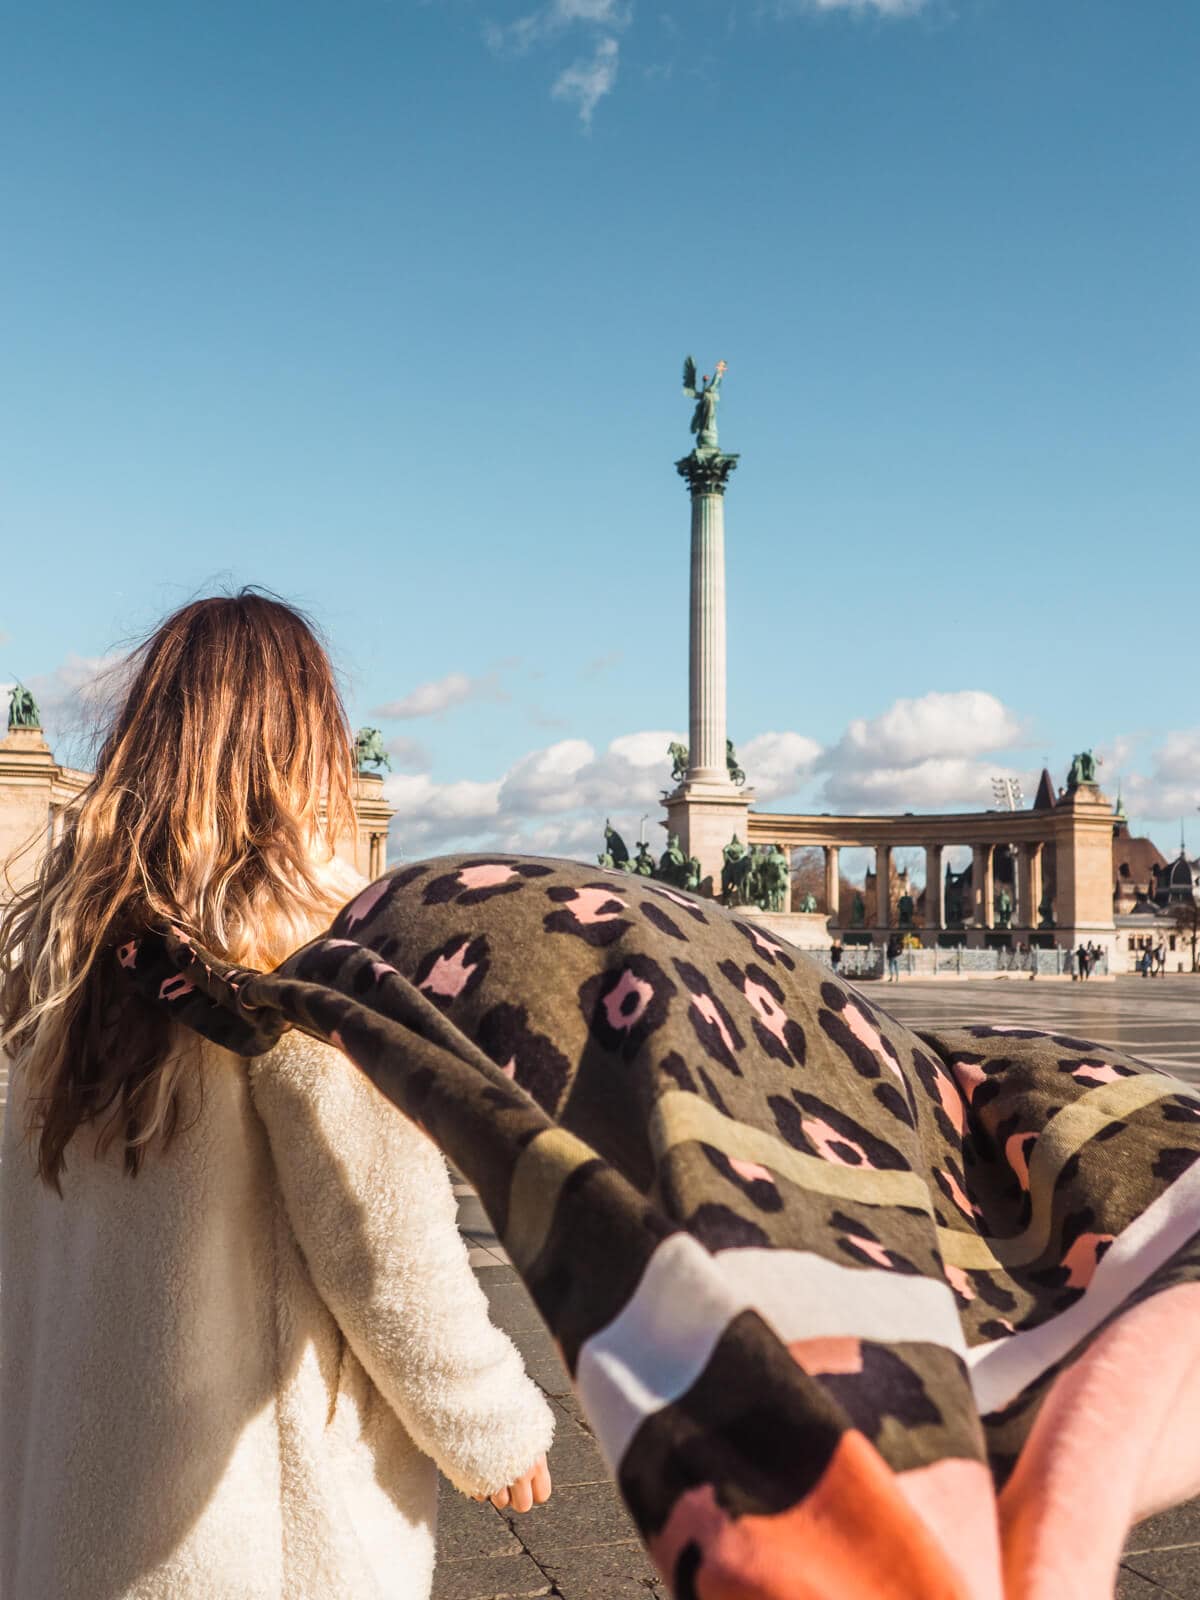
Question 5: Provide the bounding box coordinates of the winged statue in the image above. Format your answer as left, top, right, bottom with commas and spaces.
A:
682, 355, 727, 451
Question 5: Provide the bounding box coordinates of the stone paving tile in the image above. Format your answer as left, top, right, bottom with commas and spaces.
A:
1128, 1501, 1200, 1553
438, 1494, 524, 1561
1117, 1568, 1175, 1599
1124, 1547, 1200, 1596
538, 1542, 664, 1598
431, 1553, 552, 1600
498, 1481, 640, 1562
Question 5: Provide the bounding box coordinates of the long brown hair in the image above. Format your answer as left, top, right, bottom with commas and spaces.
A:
0, 590, 359, 1188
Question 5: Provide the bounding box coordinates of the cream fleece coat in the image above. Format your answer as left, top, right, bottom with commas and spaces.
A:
0, 887, 553, 1599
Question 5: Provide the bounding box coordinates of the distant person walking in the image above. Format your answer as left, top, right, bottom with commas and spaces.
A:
1077, 943, 1089, 981
886, 932, 902, 983
830, 938, 843, 976
1156, 941, 1168, 976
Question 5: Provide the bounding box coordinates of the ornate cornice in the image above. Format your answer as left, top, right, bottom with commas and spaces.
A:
676, 449, 740, 497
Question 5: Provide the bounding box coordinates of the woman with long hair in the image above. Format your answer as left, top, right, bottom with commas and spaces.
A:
0, 591, 553, 1600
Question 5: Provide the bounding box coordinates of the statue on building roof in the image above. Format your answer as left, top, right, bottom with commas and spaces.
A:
354, 726, 391, 775
1067, 750, 1099, 790
631, 841, 655, 877
7, 683, 39, 730
682, 356, 727, 453
668, 741, 689, 785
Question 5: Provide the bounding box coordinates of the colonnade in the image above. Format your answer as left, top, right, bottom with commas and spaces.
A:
816, 840, 1048, 931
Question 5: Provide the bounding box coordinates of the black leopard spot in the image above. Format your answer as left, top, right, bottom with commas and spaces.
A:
1154, 1147, 1200, 1183
579, 955, 676, 1059
476, 1002, 571, 1114
659, 1051, 698, 1093
686, 1203, 771, 1250
641, 900, 687, 941
673, 959, 745, 1075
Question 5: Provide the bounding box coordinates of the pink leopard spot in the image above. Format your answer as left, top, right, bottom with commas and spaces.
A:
370, 960, 398, 984
935, 1070, 968, 1137
500, 1055, 518, 1079
420, 944, 479, 1000
1005, 1130, 1038, 1191
603, 968, 655, 1032
945, 1264, 976, 1302
690, 990, 736, 1054
159, 975, 195, 1003
728, 1157, 773, 1184
951, 1059, 988, 1103
1062, 1231, 1114, 1289
330, 1030, 345, 1052
790, 1336, 864, 1376
940, 1167, 982, 1219
1073, 1061, 1122, 1085
846, 1234, 894, 1269
457, 863, 519, 891
802, 1116, 873, 1169
342, 878, 392, 932
844, 1003, 903, 1081
568, 886, 627, 926
743, 978, 789, 1048
650, 884, 697, 909
117, 941, 137, 970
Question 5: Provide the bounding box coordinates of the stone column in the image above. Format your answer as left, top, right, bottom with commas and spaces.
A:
824, 845, 840, 922
876, 844, 892, 929
972, 844, 995, 928
665, 446, 750, 890
924, 844, 944, 931
1027, 843, 1044, 929
677, 449, 740, 781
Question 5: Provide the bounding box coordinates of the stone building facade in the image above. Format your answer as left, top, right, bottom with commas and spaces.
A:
0, 722, 394, 909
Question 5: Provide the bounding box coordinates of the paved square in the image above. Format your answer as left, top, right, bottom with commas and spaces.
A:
437, 975, 1200, 1600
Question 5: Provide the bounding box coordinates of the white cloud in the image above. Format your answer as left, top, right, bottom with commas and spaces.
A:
828, 691, 1023, 771
23, 653, 130, 763
821, 757, 1027, 815
384, 734, 432, 772
373, 670, 507, 720
486, 0, 627, 123
1124, 731, 1200, 824
738, 730, 822, 802
781, 0, 929, 14
552, 35, 620, 124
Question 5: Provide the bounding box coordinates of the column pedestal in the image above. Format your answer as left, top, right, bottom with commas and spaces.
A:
665, 782, 754, 897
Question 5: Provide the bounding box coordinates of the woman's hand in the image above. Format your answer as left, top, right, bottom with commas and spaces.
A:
475, 1455, 552, 1513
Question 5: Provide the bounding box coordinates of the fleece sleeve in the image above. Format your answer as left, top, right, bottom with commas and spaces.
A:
248, 1029, 555, 1497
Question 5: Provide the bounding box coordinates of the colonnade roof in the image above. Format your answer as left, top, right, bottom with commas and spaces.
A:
747, 800, 1111, 850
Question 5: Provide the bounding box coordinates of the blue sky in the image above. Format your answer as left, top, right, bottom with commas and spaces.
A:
1, 0, 1197, 876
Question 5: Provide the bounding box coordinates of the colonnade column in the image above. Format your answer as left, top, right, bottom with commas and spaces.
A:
924, 844, 944, 931
973, 844, 995, 929
824, 845, 841, 922
876, 844, 892, 929
1025, 843, 1044, 929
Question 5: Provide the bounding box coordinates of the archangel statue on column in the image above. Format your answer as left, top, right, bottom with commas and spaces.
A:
682, 356, 727, 452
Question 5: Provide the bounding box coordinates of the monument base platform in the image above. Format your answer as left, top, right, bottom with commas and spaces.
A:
663, 781, 754, 893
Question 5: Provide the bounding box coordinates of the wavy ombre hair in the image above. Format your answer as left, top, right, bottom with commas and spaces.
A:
0, 590, 359, 1188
